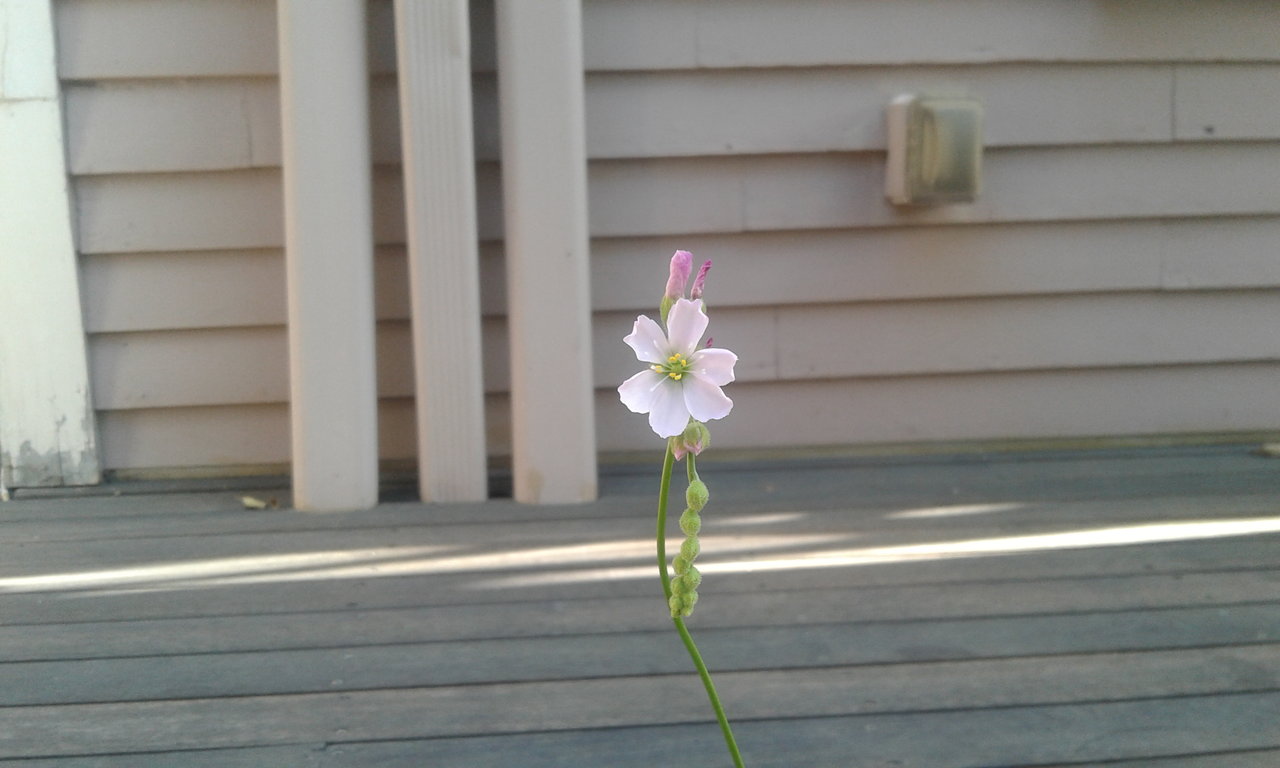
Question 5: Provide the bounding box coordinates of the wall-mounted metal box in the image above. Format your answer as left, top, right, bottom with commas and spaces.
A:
885, 94, 983, 206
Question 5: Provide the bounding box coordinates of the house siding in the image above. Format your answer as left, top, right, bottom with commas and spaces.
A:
56, 0, 1280, 472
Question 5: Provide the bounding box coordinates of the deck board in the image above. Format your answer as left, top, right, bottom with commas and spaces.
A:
1, 446, 1279, 766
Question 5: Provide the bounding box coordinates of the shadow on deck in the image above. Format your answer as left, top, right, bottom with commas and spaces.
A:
1, 446, 1279, 767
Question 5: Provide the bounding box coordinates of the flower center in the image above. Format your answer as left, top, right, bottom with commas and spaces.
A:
652, 352, 692, 381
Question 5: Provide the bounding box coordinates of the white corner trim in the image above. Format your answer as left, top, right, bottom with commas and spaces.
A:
496, 0, 598, 503
0, 0, 101, 489
394, 0, 489, 502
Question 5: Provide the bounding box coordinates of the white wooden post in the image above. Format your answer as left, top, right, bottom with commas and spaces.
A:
0, 0, 101, 495
495, 0, 598, 503
277, 0, 379, 511
393, 0, 488, 502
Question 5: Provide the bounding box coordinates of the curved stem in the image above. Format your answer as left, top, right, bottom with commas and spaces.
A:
656, 445, 676, 601
655, 445, 745, 767
673, 615, 745, 767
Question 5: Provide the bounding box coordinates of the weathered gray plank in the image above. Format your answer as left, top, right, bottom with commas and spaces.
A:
4, 603, 1277, 704
4, 744, 323, 768
8, 442, 1279, 522
311, 695, 1280, 768
4, 486, 1280, 575
9, 708, 1279, 767
2, 448, 1276, 766
3, 565, 1277, 654
1040, 750, 1280, 768
1, 646, 1276, 757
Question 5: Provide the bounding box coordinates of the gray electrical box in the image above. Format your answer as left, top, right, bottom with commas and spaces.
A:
885, 94, 983, 206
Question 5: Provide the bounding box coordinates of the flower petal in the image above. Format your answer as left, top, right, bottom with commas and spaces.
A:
623, 314, 669, 364
683, 373, 733, 423
688, 347, 737, 387
618, 369, 666, 414
648, 379, 692, 437
666, 298, 708, 356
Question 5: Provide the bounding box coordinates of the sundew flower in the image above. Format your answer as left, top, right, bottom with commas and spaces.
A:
618, 298, 737, 438
664, 250, 693, 303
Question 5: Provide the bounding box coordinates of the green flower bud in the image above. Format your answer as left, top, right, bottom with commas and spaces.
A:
685, 479, 709, 512
679, 508, 701, 536
680, 537, 700, 562
673, 554, 690, 575
683, 565, 702, 590
683, 589, 699, 615
669, 590, 698, 618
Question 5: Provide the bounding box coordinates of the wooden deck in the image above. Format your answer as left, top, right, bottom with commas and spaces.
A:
1, 446, 1279, 767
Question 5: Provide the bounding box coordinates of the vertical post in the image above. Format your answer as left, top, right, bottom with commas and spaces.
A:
394, 0, 488, 502
0, 0, 100, 493
495, 0, 597, 503
277, 0, 379, 511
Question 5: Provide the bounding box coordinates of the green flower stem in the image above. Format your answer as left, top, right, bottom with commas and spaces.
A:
656, 444, 745, 768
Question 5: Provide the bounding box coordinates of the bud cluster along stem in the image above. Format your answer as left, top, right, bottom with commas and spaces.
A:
639, 251, 745, 766
670, 455, 709, 618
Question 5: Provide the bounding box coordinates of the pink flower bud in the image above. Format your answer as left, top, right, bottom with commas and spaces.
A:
690, 260, 711, 300
670, 421, 711, 460
664, 250, 693, 300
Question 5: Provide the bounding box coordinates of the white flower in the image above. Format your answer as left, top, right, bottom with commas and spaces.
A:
618, 298, 737, 438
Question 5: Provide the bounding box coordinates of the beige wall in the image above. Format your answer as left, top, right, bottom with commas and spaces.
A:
58, 0, 1280, 472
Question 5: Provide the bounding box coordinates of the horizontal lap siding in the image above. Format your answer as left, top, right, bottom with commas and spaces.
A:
59, 0, 1280, 471
97, 362, 1280, 468
584, 1, 1280, 454
85, 291, 1280, 408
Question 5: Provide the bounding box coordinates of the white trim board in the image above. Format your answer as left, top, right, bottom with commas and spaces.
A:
394, 0, 489, 502
0, 0, 100, 492
496, 0, 598, 503
277, 0, 380, 512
